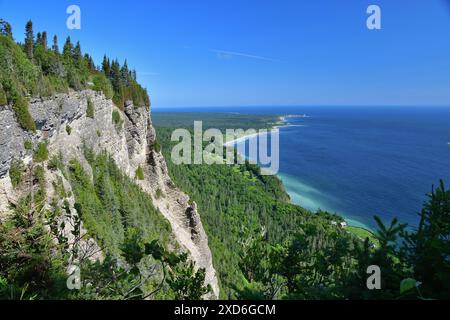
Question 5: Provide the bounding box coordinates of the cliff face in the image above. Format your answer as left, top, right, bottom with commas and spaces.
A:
0, 90, 219, 298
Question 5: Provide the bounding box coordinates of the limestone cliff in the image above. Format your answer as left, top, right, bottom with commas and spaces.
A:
0, 90, 219, 298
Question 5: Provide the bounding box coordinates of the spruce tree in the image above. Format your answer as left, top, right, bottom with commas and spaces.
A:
63, 36, 73, 59
110, 59, 122, 91
102, 55, 111, 77
42, 31, 47, 49
36, 32, 41, 45
52, 35, 59, 53
0, 19, 12, 38
24, 20, 34, 59
73, 41, 82, 61
85, 54, 95, 71
121, 60, 130, 86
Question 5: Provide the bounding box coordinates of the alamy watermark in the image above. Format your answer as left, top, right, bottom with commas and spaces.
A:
66, 264, 81, 290
67, 5, 81, 30
367, 4, 382, 30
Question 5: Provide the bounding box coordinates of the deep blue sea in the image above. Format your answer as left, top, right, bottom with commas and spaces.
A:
154, 106, 450, 230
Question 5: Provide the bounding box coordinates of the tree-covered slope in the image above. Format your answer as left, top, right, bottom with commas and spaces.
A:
0, 19, 212, 300
156, 123, 450, 300
0, 19, 149, 132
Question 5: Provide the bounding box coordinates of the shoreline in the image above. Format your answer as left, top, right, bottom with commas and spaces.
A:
223, 114, 375, 233
223, 115, 286, 147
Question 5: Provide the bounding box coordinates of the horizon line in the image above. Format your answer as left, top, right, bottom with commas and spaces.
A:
153, 104, 450, 110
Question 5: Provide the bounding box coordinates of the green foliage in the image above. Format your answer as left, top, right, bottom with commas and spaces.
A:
9, 159, 24, 188
91, 72, 113, 99
24, 139, 32, 150
102, 57, 149, 109
150, 140, 161, 153
0, 19, 12, 38
33, 142, 48, 162
0, 35, 40, 99
0, 83, 6, 105
157, 126, 325, 297
65, 124, 72, 135
47, 152, 63, 171
403, 180, 450, 299
400, 278, 419, 295
157, 121, 450, 300
155, 188, 164, 199
168, 262, 210, 300
86, 97, 94, 118
12, 95, 35, 132
112, 110, 123, 129
24, 20, 34, 59
0, 20, 149, 116
135, 166, 144, 180
68, 152, 171, 256
0, 169, 68, 300
153, 112, 279, 131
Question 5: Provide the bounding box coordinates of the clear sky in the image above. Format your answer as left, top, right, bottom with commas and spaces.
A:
1, 0, 450, 107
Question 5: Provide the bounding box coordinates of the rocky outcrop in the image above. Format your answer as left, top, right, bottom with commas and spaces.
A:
0, 90, 219, 298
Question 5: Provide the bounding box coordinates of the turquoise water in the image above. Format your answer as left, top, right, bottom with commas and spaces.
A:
155, 106, 450, 230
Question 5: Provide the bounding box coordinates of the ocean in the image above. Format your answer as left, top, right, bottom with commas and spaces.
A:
154, 106, 450, 230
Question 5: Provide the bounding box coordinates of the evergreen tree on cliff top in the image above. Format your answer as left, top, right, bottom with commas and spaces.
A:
24, 20, 34, 59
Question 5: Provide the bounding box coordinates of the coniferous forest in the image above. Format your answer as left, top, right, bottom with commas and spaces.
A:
156, 125, 450, 300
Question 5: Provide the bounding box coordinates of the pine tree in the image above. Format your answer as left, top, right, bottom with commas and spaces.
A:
24, 20, 34, 59
85, 54, 96, 71
110, 59, 122, 91
36, 32, 42, 45
0, 19, 13, 38
42, 31, 47, 49
102, 55, 111, 77
52, 35, 59, 53
73, 41, 82, 61
121, 60, 130, 86
63, 36, 73, 59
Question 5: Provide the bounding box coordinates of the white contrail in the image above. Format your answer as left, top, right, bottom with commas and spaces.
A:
209, 49, 277, 62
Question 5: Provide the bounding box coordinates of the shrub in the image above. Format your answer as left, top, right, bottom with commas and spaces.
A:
9, 160, 24, 188
86, 97, 94, 118
66, 124, 72, 135
135, 166, 144, 180
112, 110, 123, 129
0, 84, 7, 105
24, 139, 32, 150
151, 140, 161, 153
155, 188, 163, 199
33, 142, 49, 162
12, 95, 36, 132
47, 153, 63, 171
92, 72, 113, 99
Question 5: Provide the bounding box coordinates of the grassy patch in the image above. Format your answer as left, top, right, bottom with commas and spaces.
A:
23, 139, 32, 150
112, 110, 123, 129
9, 159, 24, 188
33, 142, 48, 162
135, 166, 144, 180
12, 95, 36, 132
86, 97, 94, 118
347, 226, 379, 247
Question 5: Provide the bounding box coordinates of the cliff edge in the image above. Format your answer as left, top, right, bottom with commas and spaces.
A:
0, 90, 219, 298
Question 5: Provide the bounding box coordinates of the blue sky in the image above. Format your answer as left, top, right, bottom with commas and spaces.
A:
1, 0, 450, 107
